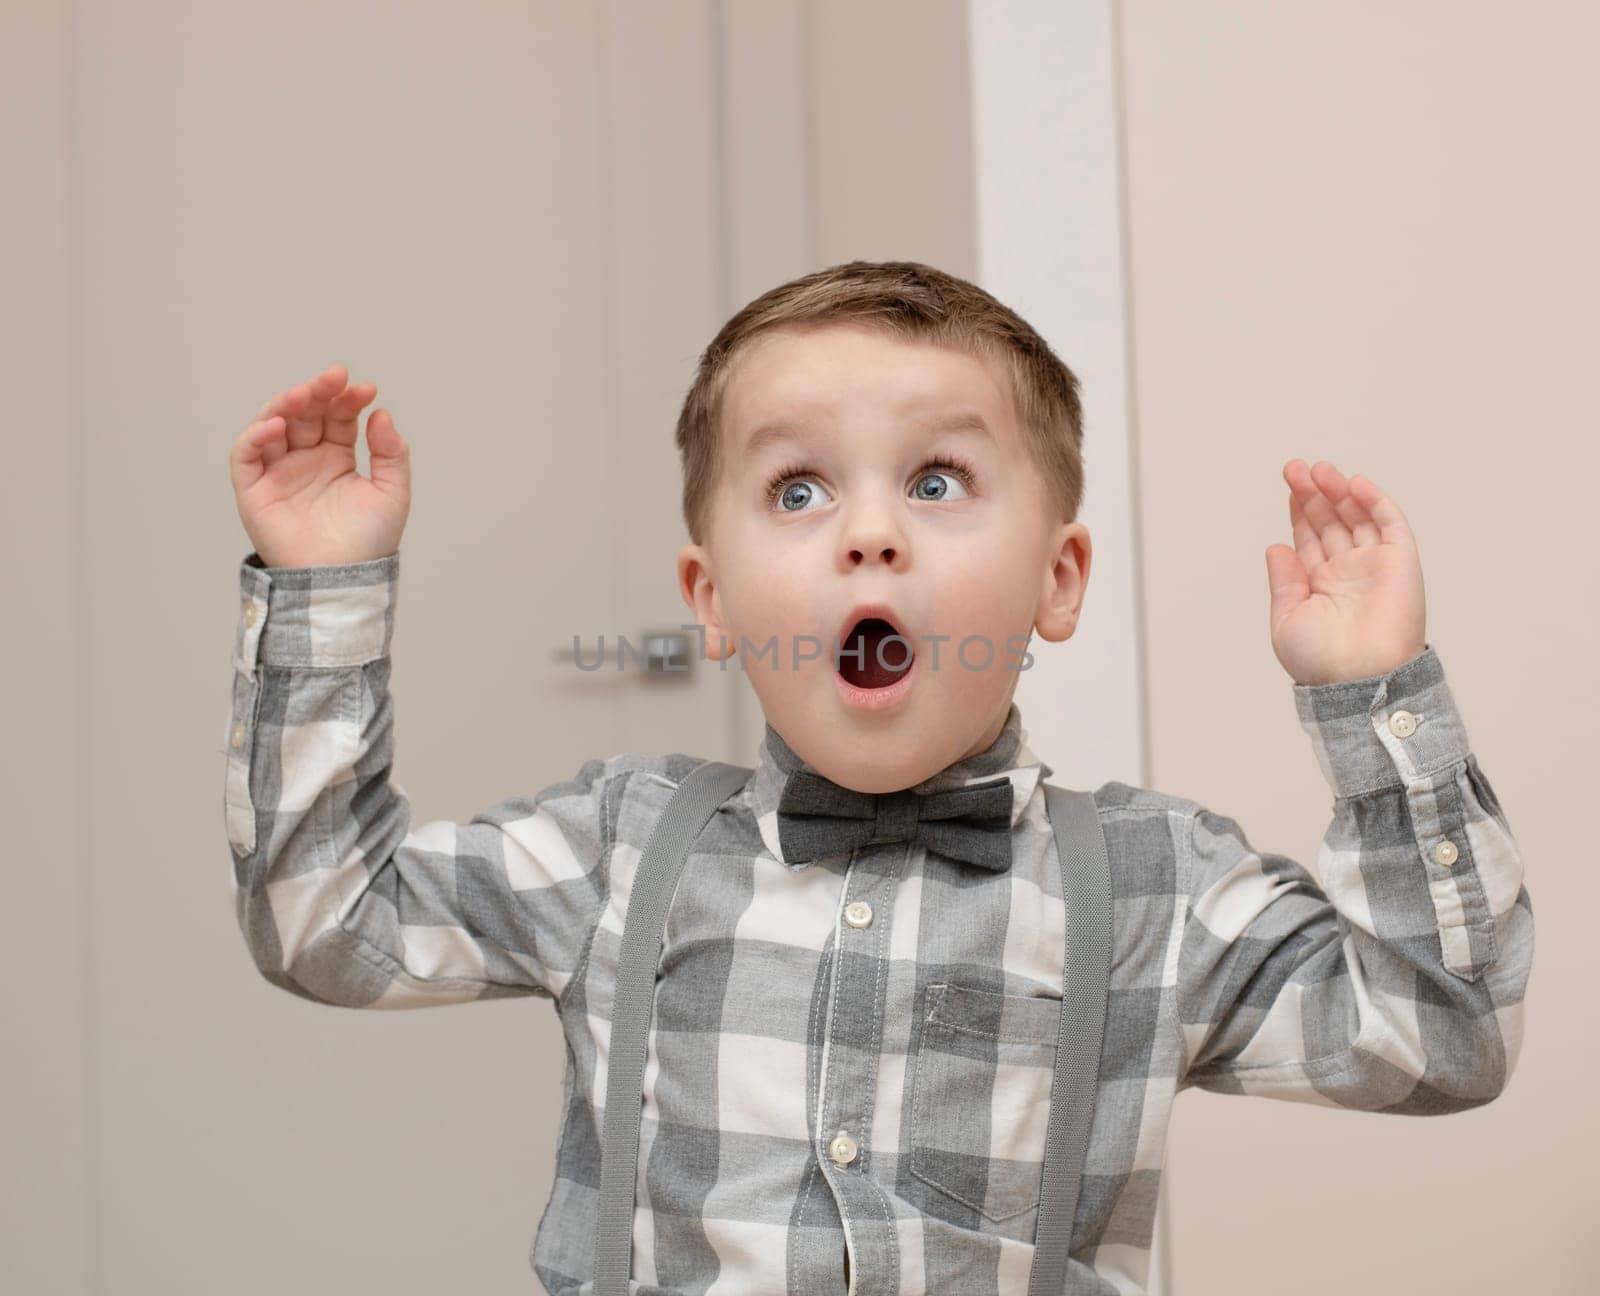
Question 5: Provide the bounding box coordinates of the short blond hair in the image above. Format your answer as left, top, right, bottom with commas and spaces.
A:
673, 259, 1085, 546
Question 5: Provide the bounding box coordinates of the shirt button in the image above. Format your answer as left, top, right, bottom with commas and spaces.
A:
230, 721, 246, 750
844, 901, 873, 928
828, 1131, 858, 1166
1388, 709, 1417, 738
1433, 839, 1459, 867
243, 600, 257, 628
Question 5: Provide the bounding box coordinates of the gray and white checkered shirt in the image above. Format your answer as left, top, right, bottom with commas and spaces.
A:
223, 549, 1534, 1295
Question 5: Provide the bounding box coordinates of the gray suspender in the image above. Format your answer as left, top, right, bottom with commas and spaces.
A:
1031, 782, 1114, 1296
593, 762, 1113, 1296
592, 760, 753, 1295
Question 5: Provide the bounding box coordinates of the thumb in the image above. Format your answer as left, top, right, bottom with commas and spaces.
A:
1265, 543, 1308, 629
366, 409, 410, 496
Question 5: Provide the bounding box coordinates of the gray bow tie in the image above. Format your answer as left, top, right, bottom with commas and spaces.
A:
775, 769, 1014, 870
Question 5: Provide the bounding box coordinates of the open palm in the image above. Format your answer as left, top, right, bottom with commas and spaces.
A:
1266, 460, 1428, 686
229, 363, 411, 569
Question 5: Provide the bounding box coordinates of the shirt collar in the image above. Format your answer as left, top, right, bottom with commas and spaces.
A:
744, 701, 1051, 870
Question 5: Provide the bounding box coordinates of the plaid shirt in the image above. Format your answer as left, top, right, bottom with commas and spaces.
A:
223, 550, 1534, 1296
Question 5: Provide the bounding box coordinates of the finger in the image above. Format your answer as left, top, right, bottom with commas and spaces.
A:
256, 415, 289, 471
1288, 484, 1325, 571
1265, 542, 1309, 636
1346, 473, 1416, 549
1286, 458, 1352, 559
365, 408, 410, 498
291, 363, 350, 450
230, 415, 285, 493
1284, 460, 1327, 570
1309, 460, 1379, 547
265, 364, 346, 451
323, 380, 377, 449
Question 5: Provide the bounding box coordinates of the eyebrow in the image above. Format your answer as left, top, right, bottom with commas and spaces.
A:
740, 410, 996, 460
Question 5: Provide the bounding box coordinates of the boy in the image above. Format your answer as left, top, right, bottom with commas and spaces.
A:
223, 260, 1533, 1295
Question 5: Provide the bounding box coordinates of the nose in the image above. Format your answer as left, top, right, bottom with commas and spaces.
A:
838, 493, 909, 569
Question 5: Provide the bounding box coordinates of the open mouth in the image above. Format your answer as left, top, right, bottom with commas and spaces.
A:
837, 614, 917, 690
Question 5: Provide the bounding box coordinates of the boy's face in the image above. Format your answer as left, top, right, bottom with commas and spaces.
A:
677, 322, 1090, 793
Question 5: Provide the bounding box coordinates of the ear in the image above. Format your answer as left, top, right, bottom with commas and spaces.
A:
1035, 521, 1092, 643
677, 542, 735, 661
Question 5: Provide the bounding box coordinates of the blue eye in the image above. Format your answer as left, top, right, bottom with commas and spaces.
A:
913, 470, 971, 502
771, 477, 833, 512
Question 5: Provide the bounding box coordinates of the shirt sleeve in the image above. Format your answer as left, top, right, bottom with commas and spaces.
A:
1174, 642, 1534, 1112
222, 549, 612, 1010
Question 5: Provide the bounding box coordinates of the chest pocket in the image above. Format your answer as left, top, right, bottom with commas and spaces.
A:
907, 981, 1063, 1224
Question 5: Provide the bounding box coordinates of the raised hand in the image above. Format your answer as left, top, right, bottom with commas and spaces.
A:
1265, 460, 1428, 686
228, 363, 411, 569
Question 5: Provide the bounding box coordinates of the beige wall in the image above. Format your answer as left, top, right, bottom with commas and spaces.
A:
1119, 1, 1595, 1290
3, 1, 88, 1290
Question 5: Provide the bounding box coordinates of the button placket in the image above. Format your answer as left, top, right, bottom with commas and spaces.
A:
1385, 706, 1459, 868
812, 838, 902, 1280
824, 884, 874, 1177
819, 844, 915, 1289
235, 580, 268, 684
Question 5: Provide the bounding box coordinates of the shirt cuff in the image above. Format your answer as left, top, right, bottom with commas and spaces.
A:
1293, 642, 1472, 799
236, 550, 400, 672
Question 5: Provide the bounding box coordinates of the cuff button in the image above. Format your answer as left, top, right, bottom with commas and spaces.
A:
230, 722, 246, 750
1388, 709, 1417, 738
